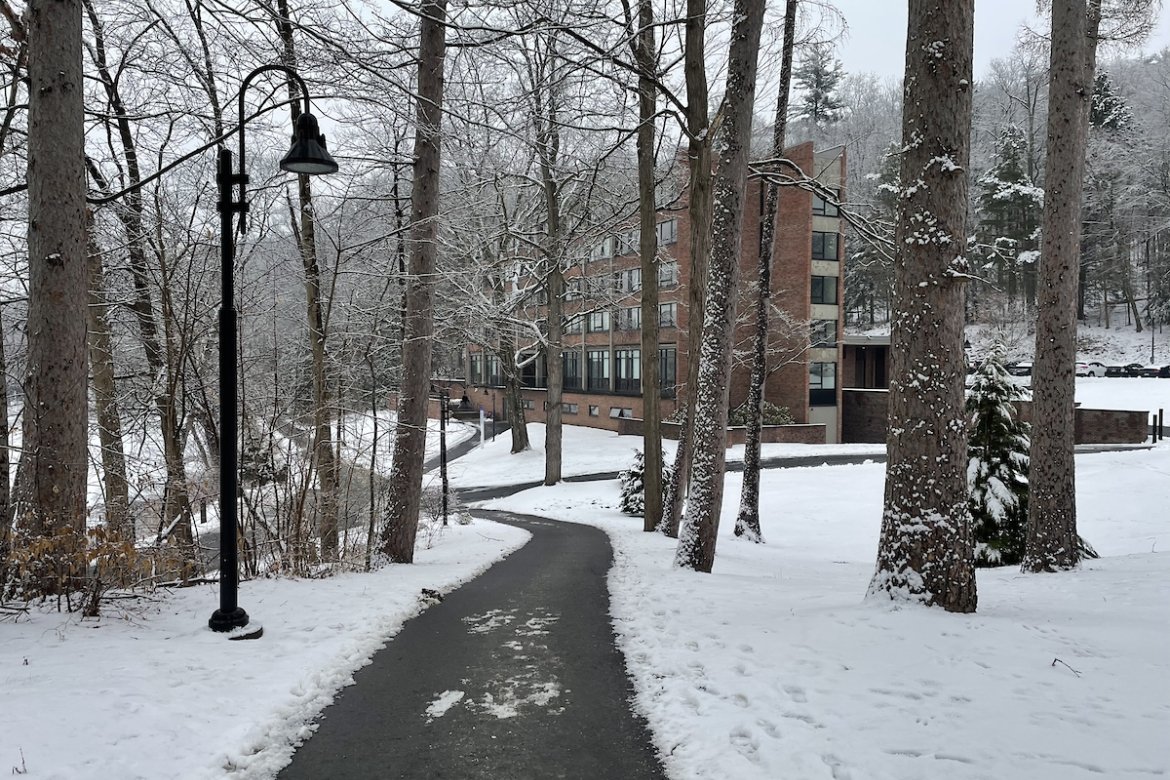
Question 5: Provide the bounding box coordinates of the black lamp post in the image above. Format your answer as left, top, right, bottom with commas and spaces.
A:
209, 65, 338, 635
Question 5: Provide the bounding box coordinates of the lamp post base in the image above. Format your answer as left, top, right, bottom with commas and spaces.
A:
208, 607, 250, 633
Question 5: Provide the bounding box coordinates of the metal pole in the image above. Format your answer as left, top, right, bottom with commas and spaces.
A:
439, 390, 449, 526
492, 393, 497, 441
209, 148, 249, 634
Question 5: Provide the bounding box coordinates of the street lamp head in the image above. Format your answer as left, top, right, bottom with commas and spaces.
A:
280, 112, 338, 176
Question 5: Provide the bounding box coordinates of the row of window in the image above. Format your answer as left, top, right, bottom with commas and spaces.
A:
589, 219, 680, 260
472, 352, 838, 406
566, 261, 679, 300
523, 399, 636, 419
562, 346, 678, 395
566, 303, 678, 334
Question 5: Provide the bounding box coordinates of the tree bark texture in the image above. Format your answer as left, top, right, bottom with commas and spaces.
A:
674, 0, 766, 573
735, 0, 797, 543
381, 0, 447, 563
634, 0, 662, 533
277, 0, 339, 561
85, 1, 193, 552
1024, 0, 1101, 572
537, 48, 564, 487
17, 0, 88, 544
86, 220, 132, 541
868, 0, 977, 612
661, 0, 711, 538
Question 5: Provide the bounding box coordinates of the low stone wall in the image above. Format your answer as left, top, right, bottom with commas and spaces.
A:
842, 389, 1150, 445
616, 418, 826, 445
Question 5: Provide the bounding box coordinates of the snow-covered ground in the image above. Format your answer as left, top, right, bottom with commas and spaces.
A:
2, 418, 1167, 779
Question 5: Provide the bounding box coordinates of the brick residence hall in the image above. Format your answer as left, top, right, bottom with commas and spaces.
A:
458, 142, 850, 443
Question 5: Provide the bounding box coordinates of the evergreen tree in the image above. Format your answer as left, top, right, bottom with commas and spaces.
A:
966, 346, 1030, 566
618, 451, 647, 516
1090, 71, 1133, 131
792, 43, 845, 126
975, 125, 1043, 309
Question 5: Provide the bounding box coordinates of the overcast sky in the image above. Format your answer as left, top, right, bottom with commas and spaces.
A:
821, 0, 1170, 82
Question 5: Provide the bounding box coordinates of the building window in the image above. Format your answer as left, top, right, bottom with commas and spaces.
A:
522, 399, 535, 410
812, 231, 839, 261
563, 402, 579, 414
658, 302, 677, 328
656, 218, 678, 245
812, 192, 840, 217
614, 348, 641, 393
520, 355, 538, 387
811, 319, 838, 347
609, 407, 634, 418
590, 236, 613, 261
618, 306, 641, 331
485, 355, 502, 386
587, 349, 610, 391
811, 275, 838, 305
810, 361, 837, 406
469, 353, 484, 384
589, 404, 600, 417
563, 350, 582, 390
612, 267, 641, 294
564, 314, 583, 334
659, 346, 677, 396
566, 277, 583, 300
616, 228, 641, 256
658, 261, 679, 288
586, 310, 610, 332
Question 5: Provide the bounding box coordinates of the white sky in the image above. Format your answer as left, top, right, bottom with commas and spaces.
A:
822, 0, 1170, 82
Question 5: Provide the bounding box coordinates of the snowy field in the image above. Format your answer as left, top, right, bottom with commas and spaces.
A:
2, 417, 1167, 779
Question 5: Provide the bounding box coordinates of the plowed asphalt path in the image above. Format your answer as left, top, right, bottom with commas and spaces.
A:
277, 509, 668, 780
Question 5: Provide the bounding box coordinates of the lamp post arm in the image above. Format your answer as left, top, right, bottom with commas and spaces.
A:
238, 64, 312, 182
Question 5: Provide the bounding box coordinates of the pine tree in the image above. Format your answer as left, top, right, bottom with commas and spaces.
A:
966, 346, 1030, 566
618, 451, 647, 516
975, 125, 1043, 308
792, 43, 845, 126
1090, 71, 1132, 131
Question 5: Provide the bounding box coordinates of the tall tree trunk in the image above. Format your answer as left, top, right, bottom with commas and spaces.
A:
661, 0, 711, 538
17, 0, 88, 583
735, 0, 797, 542
674, 0, 766, 573
84, 1, 193, 553
381, 0, 447, 563
276, 0, 339, 560
86, 218, 132, 541
538, 51, 564, 487
1024, 0, 1101, 572
632, 0, 662, 532
868, 0, 977, 612
0, 305, 11, 577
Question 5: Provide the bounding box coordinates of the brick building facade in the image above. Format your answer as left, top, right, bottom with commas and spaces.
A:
460, 142, 847, 442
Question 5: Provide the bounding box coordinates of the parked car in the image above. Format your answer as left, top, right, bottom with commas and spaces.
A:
1139, 364, 1170, 378
1124, 362, 1147, 377
1084, 361, 1107, 377
1006, 361, 1032, 377
1105, 364, 1127, 377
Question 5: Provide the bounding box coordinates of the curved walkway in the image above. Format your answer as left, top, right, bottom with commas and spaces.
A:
277, 510, 667, 780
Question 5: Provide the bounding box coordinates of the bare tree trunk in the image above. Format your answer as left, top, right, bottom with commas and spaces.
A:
735, 0, 797, 543
84, 1, 193, 554
661, 0, 711, 538
86, 219, 132, 541
632, 0, 662, 532
381, 0, 447, 563
276, 0, 339, 560
16, 0, 88, 586
674, 0, 766, 573
0, 305, 11, 577
1024, 0, 1101, 573
868, 0, 977, 612
537, 50, 564, 486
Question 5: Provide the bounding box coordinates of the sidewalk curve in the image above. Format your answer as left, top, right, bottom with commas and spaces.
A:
277, 510, 667, 780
